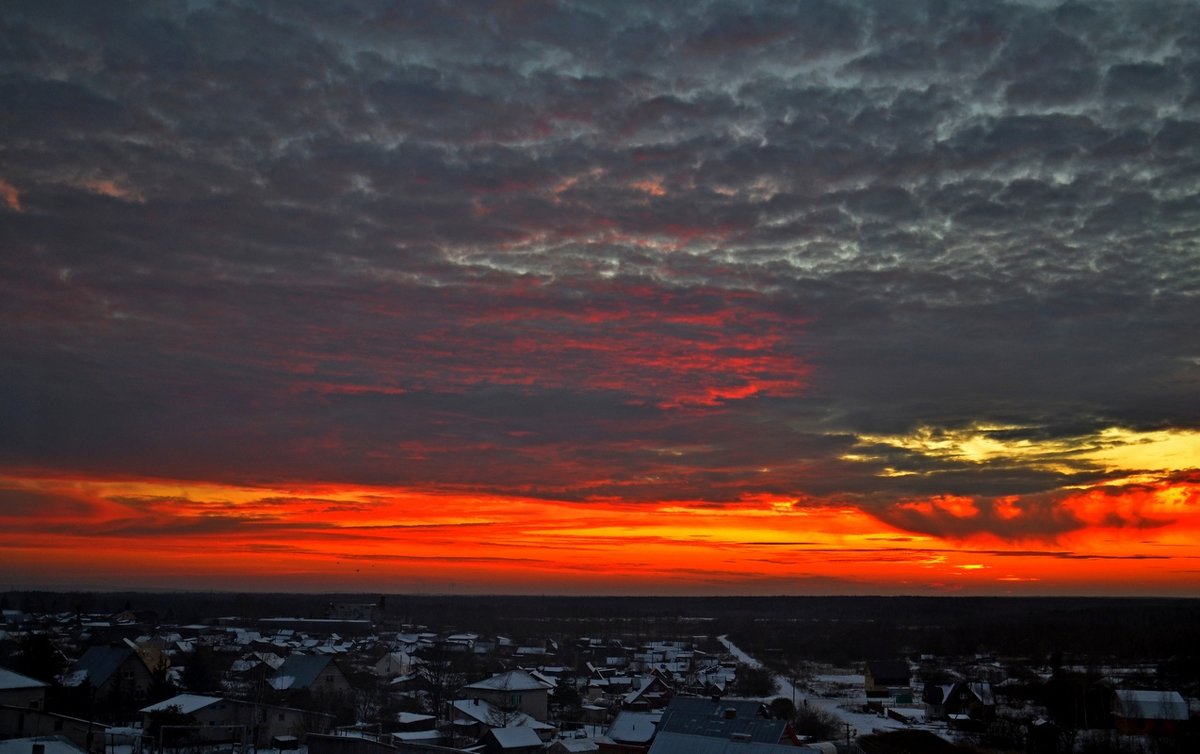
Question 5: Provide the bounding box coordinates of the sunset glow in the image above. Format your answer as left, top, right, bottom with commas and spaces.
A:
3, 1, 1199, 596
3, 468, 1197, 595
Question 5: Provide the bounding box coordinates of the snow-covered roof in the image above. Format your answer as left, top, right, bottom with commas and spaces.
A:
463, 669, 550, 693
396, 712, 436, 724
450, 699, 552, 731
489, 727, 543, 749
0, 667, 48, 690
606, 711, 660, 745
140, 694, 224, 715
0, 738, 86, 754
1112, 690, 1188, 721
392, 730, 443, 742
648, 731, 820, 754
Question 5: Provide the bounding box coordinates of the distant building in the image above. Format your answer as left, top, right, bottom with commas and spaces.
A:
622, 675, 673, 711
863, 660, 910, 698
1111, 689, 1188, 736
924, 681, 995, 721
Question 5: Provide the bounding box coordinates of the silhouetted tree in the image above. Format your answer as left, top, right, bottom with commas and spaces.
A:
12, 632, 64, 683
415, 641, 475, 721
731, 663, 777, 698
182, 647, 218, 693
791, 706, 840, 741
767, 697, 795, 722
551, 682, 582, 722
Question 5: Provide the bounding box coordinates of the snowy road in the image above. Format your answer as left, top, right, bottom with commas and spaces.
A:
716, 634, 927, 739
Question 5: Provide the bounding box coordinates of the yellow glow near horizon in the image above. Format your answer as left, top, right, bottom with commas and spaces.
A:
848, 424, 1200, 476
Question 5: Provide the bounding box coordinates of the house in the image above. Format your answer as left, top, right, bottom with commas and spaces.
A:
0, 666, 49, 710
372, 651, 415, 678
656, 698, 797, 746
269, 655, 352, 697
598, 710, 661, 754
140, 694, 240, 744
647, 732, 829, 754
61, 645, 157, 703
0, 736, 90, 754
140, 693, 334, 746
462, 669, 552, 722
924, 681, 995, 721
482, 726, 545, 754
640, 697, 816, 754
622, 676, 673, 711
447, 698, 554, 745
549, 739, 599, 754
1111, 689, 1188, 736
863, 660, 910, 697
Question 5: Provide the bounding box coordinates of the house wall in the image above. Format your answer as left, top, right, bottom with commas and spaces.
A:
1114, 716, 1180, 736
0, 706, 106, 753
0, 685, 47, 710
314, 664, 355, 697
470, 688, 548, 722
99, 656, 155, 703
254, 704, 334, 744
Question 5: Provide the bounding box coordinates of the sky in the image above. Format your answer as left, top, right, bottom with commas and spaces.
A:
2, 0, 1199, 597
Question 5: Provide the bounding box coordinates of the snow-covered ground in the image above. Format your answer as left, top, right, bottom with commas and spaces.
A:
716, 635, 950, 741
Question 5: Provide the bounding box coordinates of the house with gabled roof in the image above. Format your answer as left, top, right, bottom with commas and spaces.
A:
447, 698, 554, 746
482, 726, 544, 754
269, 655, 352, 697
622, 675, 673, 711
1111, 689, 1188, 736
373, 651, 415, 678
462, 669, 552, 722
924, 681, 995, 721
139, 693, 333, 746
600, 709, 661, 754
656, 698, 797, 747
61, 645, 157, 703
0, 666, 48, 710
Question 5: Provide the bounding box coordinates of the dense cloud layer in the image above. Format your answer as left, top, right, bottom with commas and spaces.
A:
3, 0, 1199, 543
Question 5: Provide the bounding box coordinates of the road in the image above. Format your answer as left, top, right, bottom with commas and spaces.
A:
716, 634, 922, 739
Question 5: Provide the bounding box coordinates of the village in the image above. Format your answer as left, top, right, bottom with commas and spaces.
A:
0, 597, 1196, 754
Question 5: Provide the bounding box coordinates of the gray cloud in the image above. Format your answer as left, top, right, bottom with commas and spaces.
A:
2, 0, 1199, 532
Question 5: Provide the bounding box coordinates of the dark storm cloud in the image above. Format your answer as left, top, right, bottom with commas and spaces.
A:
3, 0, 1199, 535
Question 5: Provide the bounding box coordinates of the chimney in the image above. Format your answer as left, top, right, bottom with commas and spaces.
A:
32, 744, 46, 754
723, 708, 736, 719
